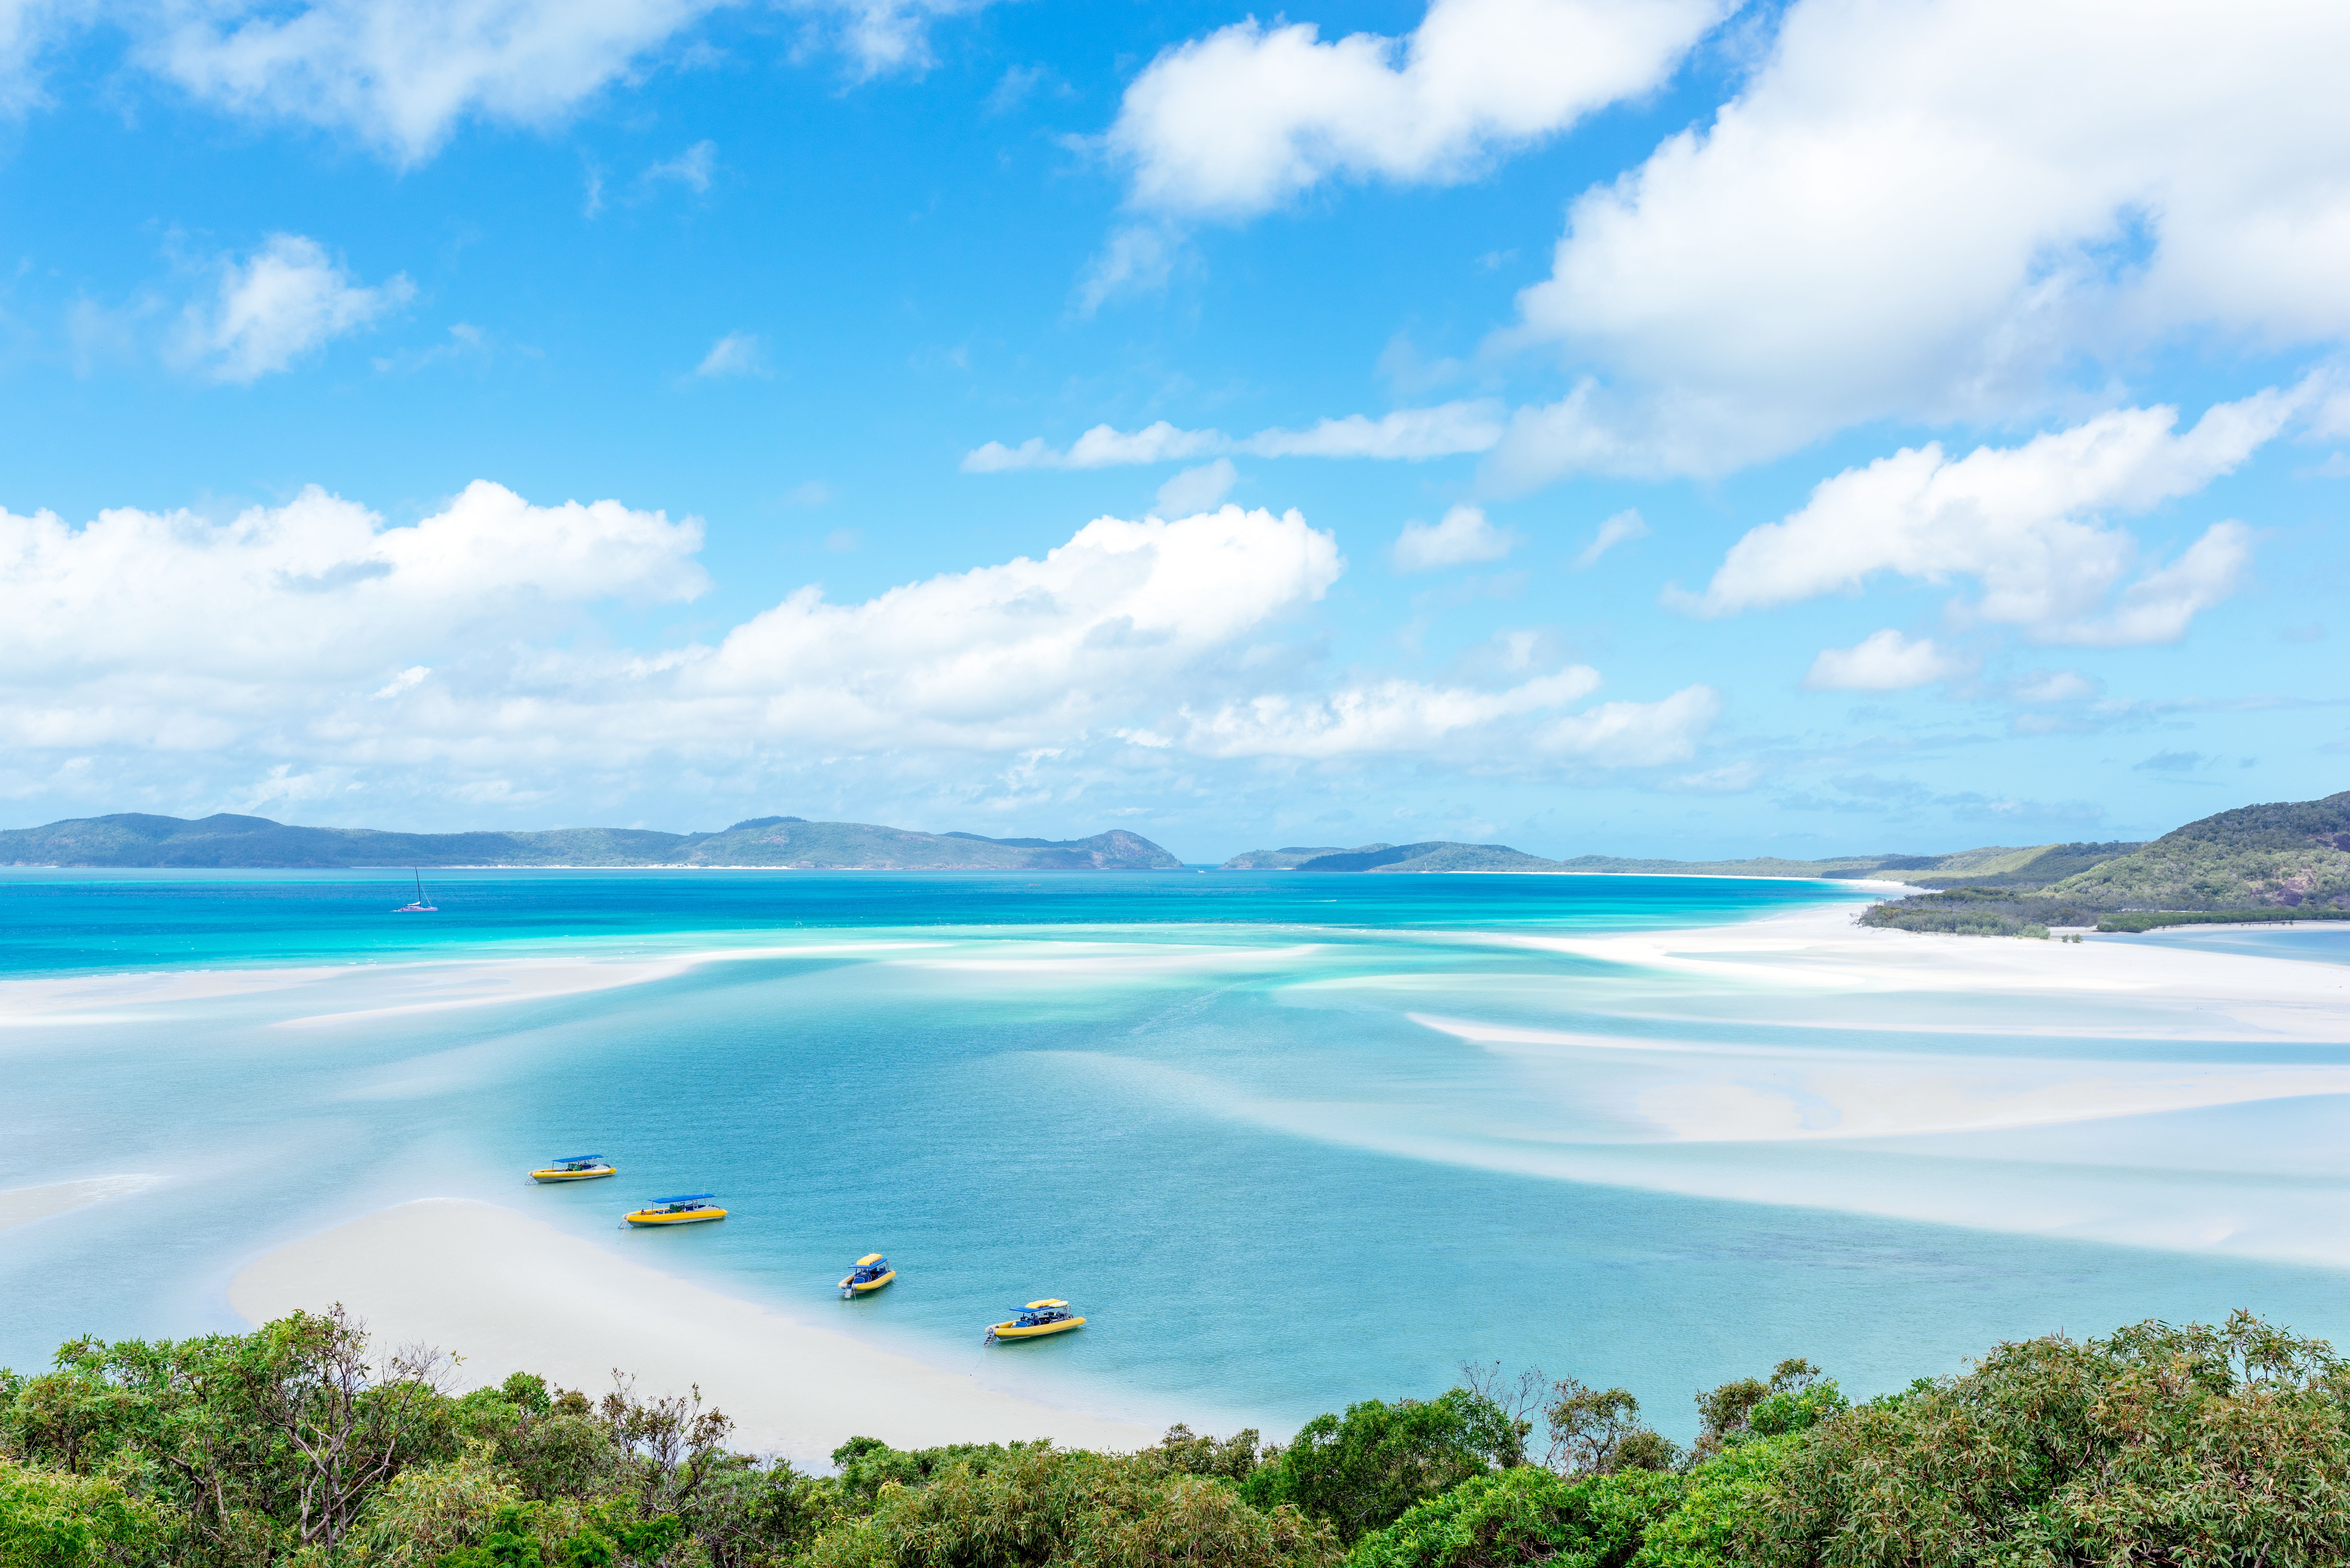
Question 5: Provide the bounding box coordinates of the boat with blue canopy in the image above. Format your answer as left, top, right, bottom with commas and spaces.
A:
986, 1299, 1085, 1342
530, 1154, 616, 1183
839, 1253, 896, 1298
625, 1193, 727, 1227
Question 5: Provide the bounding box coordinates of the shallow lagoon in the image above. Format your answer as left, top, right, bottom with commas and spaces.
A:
6, 869, 2350, 1441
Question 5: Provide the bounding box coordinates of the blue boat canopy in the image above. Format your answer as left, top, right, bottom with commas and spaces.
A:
554, 1154, 603, 1162
655, 1193, 716, 1203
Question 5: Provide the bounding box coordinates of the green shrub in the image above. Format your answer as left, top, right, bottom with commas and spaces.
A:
1244, 1391, 1519, 1543
1346, 1466, 1685, 1568
0, 1459, 163, 1568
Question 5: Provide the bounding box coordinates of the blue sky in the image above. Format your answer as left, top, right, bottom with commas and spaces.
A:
1, 0, 2344, 861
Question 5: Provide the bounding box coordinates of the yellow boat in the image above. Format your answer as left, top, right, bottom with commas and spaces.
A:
986, 1300, 1085, 1342
839, 1254, 896, 1298
625, 1193, 727, 1227
530, 1154, 616, 1183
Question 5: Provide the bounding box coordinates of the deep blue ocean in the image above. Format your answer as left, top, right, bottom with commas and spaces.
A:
7, 868, 2350, 1442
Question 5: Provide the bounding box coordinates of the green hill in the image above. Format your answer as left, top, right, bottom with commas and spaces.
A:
665, 818, 1180, 870
0, 812, 1181, 871
1291, 841, 1566, 873
1861, 789, 2350, 937
1216, 841, 2101, 881
2044, 790, 2350, 910
1219, 843, 1391, 869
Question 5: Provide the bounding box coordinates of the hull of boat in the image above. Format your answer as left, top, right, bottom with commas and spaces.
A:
988, 1316, 1085, 1340
531, 1168, 616, 1182
840, 1271, 897, 1296
626, 1209, 728, 1226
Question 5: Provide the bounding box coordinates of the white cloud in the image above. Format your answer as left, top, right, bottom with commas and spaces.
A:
677, 506, 1342, 751
0, 484, 1726, 812
1181, 667, 1599, 758
1108, 0, 1728, 219
1180, 672, 1718, 766
788, 0, 988, 79
0, 0, 83, 112
1571, 507, 1646, 568
1537, 684, 1719, 765
146, 0, 726, 163
1073, 222, 1181, 314
27, 2, 980, 164
2012, 669, 2098, 703
0, 482, 705, 742
2072, 520, 2250, 649
1491, 0, 2350, 482
1250, 403, 1507, 459
694, 330, 767, 378
965, 420, 1221, 473
646, 138, 715, 192
963, 400, 1503, 472
174, 234, 412, 383
0, 493, 1339, 761
1803, 630, 1968, 691
1664, 759, 1759, 793
1687, 388, 2300, 644
1156, 458, 1238, 515
1393, 504, 1513, 572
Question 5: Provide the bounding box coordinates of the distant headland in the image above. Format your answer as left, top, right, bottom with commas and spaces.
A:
0, 812, 1182, 872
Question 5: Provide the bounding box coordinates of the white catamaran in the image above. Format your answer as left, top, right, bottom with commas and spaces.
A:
394, 868, 438, 913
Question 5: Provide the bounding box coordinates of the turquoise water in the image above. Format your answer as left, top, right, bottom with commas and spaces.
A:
8, 869, 2350, 1443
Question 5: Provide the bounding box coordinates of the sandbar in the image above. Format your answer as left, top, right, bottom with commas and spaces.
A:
1483, 899, 2350, 1043
230, 1200, 1158, 1465
0, 1175, 156, 1235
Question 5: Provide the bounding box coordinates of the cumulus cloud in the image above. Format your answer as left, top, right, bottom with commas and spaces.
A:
675, 505, 1344, 751
1572, 507, 1646, 568
1803, 630, 1968, 691
1489, 0, 2350, 483
963, 400, 1503, 472
1182, 673, 1717, 765
0, 481, 706, 750
1182, 667, 1600, 758
1108, 0, 1727, 219
0, 485, 1720, 811
174, 234, 412, 382
1393, 504, 1513, 572
1686, 388, 2299, 645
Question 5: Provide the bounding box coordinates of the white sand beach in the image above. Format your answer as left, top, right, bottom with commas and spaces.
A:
229, 1200, 1159, 1465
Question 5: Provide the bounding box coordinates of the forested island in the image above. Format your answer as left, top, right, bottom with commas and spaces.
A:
5, 1305, 2343, 1566
0, 814, 1181, 872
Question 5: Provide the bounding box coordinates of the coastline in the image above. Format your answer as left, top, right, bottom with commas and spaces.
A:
229, 1200, 1161, 1465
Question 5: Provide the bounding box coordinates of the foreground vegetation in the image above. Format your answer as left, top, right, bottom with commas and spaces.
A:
10, 1307, 2350, 1566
